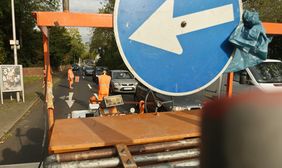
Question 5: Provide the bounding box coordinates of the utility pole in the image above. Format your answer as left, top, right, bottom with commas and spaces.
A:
11, 0, 18, 65
11, 0, 20, 102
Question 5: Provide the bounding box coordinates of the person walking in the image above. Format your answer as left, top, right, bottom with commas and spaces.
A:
68, 67, 74, 89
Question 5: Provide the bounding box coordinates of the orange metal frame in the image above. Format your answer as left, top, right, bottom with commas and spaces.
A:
32, 11, 282, 132
32, 12, 113, 27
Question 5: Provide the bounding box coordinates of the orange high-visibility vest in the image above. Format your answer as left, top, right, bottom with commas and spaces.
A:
68, 69, 74, 81
98, 74, 111, 100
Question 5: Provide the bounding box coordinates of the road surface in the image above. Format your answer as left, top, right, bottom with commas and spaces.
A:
0, 72, 135, 165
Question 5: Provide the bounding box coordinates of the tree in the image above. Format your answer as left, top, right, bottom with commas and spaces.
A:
0, 7, 6, 64
49, 27, 72, 68
243, 0, 282, 22
0, 0, 60, 66
68, 28, 86, 64
89, 0, 126, 69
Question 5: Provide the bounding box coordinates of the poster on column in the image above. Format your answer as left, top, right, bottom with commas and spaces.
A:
0, 65, 24, 92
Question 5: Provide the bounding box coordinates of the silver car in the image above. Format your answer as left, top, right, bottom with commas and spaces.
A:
110, 70, 138, 93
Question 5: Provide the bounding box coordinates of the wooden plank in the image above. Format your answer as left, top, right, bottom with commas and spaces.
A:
116, 144, 137, 168
32, 12, 113, 27
49, 111, 201, 153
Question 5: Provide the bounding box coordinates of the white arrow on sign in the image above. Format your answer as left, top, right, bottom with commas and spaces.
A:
65, 92, 75, 108
129, 1, 235, 55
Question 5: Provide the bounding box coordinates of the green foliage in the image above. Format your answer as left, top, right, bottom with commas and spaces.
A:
68, 28, 86, 64
89, 0, 126, 70
49, 27, 72, 68
243, 0, 282, 22
0, 0, 87, 67
0, 0, 60, 66
49, 27, 87, 68
0, 30, 6, 64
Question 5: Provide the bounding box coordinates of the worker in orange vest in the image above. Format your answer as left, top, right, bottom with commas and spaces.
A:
98, 70, 111, 101
98, 70, 119, 115
68, 67, 74, 89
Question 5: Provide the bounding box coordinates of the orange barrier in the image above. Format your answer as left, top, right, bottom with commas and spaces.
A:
262, 22, 282, 35
32, 12, 113, 28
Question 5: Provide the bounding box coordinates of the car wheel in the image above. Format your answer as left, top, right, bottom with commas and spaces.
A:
110, 87, 114, 95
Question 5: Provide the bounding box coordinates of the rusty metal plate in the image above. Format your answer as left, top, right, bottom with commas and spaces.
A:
116, 144, 137, 168
49, 111, 201, 153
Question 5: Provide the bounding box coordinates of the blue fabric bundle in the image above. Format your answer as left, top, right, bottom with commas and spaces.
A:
225, 10, 272, 72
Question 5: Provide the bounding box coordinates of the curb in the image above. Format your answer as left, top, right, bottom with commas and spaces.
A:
0, 96, 41, 140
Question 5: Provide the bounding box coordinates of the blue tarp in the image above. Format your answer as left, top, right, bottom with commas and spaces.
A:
225, 10, 272, 73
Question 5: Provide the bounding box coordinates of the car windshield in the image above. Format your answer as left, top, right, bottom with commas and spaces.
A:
112, 71, 133, 79
249, 62, 282, 83
96, 67, 108, 75
96, 70, 103, 75
86, 66, 94, 70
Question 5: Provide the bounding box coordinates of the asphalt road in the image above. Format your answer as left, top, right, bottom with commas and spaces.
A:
0, 72, 135, 165
0, 99, 46, 166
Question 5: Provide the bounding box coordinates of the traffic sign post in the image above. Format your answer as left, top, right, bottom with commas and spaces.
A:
114, 0, 242, 96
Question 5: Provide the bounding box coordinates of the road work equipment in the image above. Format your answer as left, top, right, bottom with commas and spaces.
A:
30, 0, 282, 167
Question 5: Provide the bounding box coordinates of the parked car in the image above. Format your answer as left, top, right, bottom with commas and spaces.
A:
134, 83, 203, 113
110, 70, 138, 94
84, 66, 95, 76
235, 59, 282, 92
72, 63, 79, 71
92, 66, 109, 83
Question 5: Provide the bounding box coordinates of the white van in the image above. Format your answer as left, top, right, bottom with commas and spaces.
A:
205, 59, 282, 97
235, 59, 282, 92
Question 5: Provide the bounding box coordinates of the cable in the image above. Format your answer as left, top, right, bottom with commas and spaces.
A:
38, 98, 48, 168
144, 90, 158, 113
144, 90, 151, 113
144, 90, 174, 113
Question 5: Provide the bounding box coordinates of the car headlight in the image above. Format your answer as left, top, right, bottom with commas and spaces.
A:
114, 83, 120, 86
134, 82, 138, 86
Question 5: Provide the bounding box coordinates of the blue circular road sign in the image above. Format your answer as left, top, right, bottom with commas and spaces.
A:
114, 0, 242, 96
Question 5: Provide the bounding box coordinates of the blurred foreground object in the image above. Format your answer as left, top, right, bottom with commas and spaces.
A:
201, 92, 282, 168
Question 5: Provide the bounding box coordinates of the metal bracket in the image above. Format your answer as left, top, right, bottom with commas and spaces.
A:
116, 144, 137, 168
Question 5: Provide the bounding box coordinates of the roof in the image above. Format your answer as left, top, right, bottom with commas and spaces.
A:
111, 70, 129, 73
263, 59, 282, 63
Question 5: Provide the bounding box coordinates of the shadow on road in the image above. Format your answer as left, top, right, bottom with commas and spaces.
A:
0, 128, 47, 165
74, 98, 89, 109
36, 92, 44, 101
58, 84, 69, 89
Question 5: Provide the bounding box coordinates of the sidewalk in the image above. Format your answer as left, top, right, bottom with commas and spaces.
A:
0, 76, 43, 141
0, 73, 61, 141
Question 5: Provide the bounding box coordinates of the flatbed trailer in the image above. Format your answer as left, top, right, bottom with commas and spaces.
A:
49, 111, 200, 154
30, 0, 282, 167
43, 111, 201, 167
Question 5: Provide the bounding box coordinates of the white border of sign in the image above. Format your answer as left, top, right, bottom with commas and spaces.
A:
0, 65, 25, 104
114, 0, 243, 96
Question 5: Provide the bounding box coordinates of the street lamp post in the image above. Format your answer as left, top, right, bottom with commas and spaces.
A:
11, 0, 18, 65
11, 0, 20, 102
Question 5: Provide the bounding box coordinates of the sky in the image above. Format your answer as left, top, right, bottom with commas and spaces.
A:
67, 0, 107, 43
